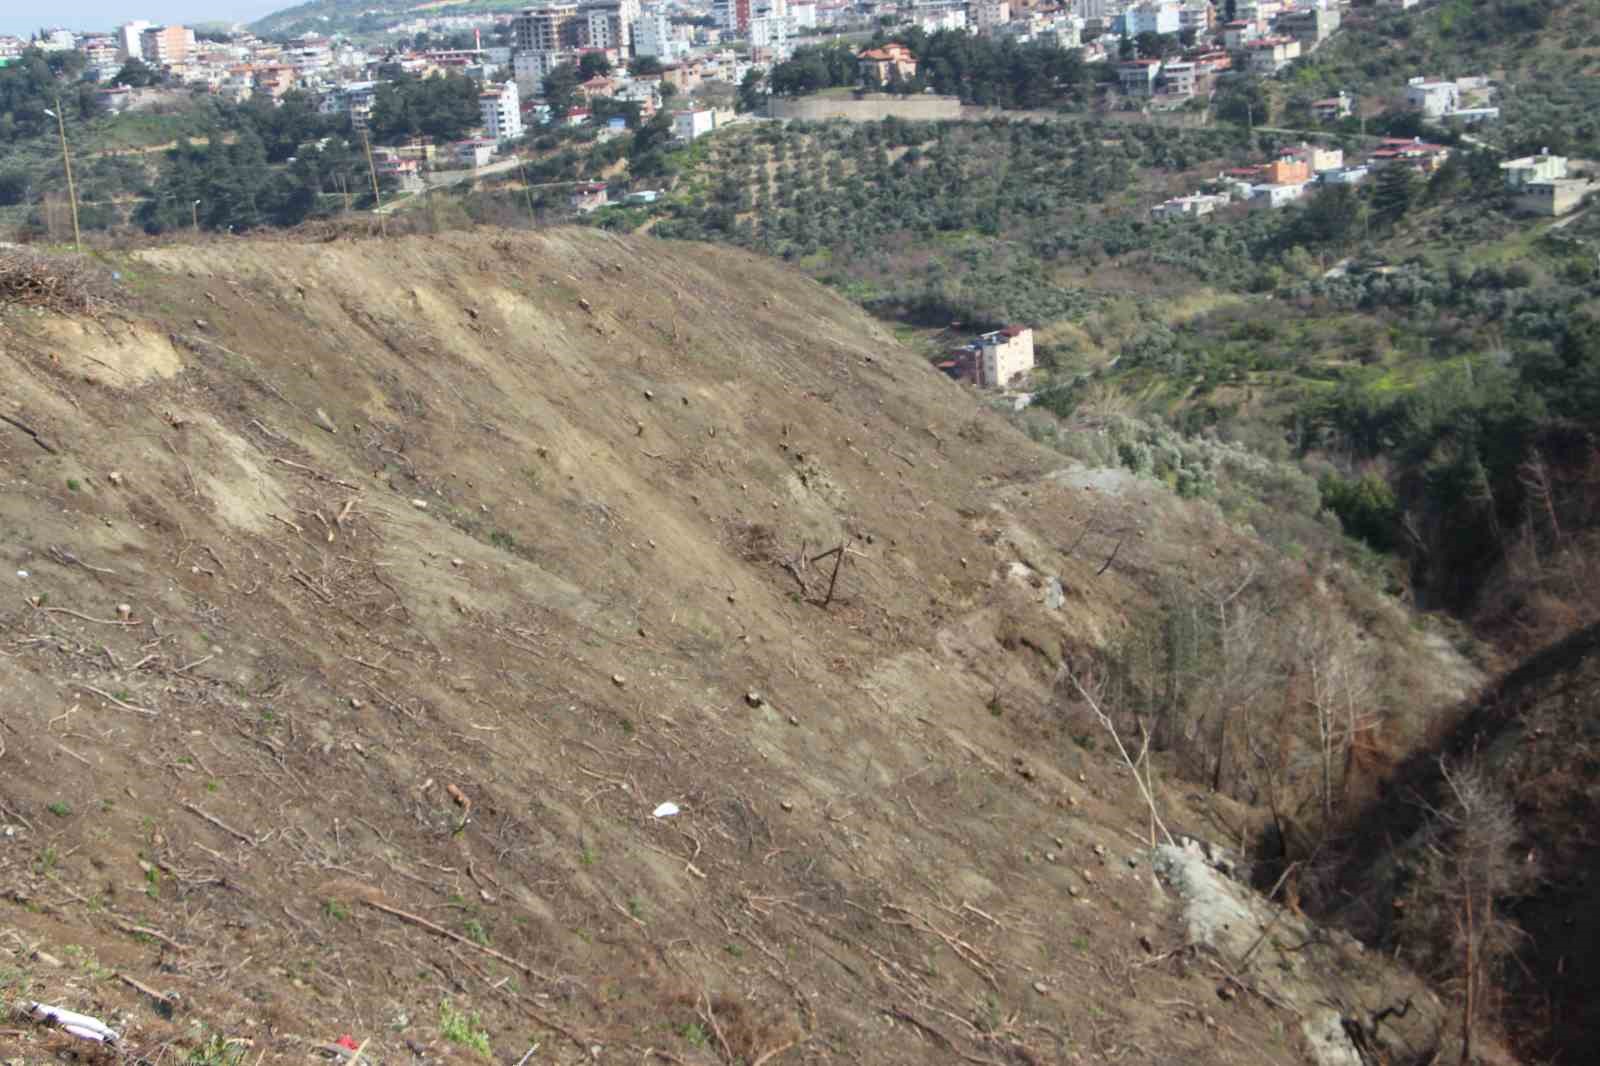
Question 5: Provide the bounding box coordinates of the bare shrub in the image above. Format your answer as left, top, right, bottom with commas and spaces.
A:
1397, 759, 1534, 1065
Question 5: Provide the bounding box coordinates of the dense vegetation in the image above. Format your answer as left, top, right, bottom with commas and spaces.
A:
365, 72, 483, 145
770, 29, 1095, 109
0, 47, 97, 143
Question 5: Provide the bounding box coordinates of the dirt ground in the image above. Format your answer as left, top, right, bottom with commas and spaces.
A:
0, 230, 1459, 1065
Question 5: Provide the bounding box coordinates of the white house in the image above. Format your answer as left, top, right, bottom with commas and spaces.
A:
1500, 150, 1568, 189
1243, 35, 1300, 75
1250, 182, 1311, 209
1405, 78, 1459, 119
1151, 193, 1227, 220
672, 108, 717, 141
479, 79, 523, 142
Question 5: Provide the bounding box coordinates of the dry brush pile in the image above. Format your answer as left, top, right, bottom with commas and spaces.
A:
0, 246, 119, 314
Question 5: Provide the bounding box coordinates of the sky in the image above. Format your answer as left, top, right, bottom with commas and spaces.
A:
0, 1, 285, 39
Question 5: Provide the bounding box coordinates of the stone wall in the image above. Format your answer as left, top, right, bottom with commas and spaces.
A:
769, 93, 963, 122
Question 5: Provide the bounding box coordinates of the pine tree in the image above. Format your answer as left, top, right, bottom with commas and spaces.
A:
1372, 164, 1418, 229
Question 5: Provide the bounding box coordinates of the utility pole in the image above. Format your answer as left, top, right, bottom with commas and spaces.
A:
360, 126, 387, 236
45, 99, 81, 253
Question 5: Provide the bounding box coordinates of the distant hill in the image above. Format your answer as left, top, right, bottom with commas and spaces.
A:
249, 0, 520, 38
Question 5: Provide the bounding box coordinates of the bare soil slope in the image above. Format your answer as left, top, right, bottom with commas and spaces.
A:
1, 231, 1461, 1065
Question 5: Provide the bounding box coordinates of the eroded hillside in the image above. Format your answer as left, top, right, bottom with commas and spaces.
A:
1, 231, 1472, 1064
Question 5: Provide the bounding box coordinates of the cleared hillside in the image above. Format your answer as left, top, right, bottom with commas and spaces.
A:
1, 230, 1471, 1064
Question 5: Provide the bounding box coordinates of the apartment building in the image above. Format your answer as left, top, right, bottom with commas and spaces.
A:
514, 4, 582, 53
480, 78, 523, 141
140, 25, 197, 67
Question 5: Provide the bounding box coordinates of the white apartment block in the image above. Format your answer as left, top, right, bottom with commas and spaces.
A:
116, 21, 151, 60
480, 79, 523, 141
749, 14, 791, 55
632, 10, 681, 59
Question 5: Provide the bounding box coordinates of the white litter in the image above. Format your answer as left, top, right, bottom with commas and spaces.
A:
652, 802, 680, 819
16, 570, 27, 578
29, 1002, 119, 1043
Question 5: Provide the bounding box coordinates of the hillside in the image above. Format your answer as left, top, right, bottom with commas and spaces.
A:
0, 230, 1476, 1064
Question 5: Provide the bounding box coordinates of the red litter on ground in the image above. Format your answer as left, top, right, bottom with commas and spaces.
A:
335, 1035, 360, 1051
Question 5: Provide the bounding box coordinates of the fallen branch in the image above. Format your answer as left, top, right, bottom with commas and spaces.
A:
114, 920, 188, 951
0, 412, 57, 454
884, 1006, 1000, 1066
1067, 671, 1174, 847
114, 972, 175, 1006
35, 606, 139, 627
77, 684, 159, 717
358, 897, 551, 980
1096, 536, 1125, 577
271, 457, 360, 490
182, 802, 256, 845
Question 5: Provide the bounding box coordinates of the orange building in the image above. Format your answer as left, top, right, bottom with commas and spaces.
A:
857, 42, 917, 86
1263, 156, 1311, 185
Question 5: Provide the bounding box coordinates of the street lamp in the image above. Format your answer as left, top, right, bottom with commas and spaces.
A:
192, 199, 202, 233
42, 101, 81, 253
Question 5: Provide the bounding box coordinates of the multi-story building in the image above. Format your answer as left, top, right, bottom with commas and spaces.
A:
581, 0, 639, 51
115, 21, 150, 60
36, 29, 77, 51
632, 10, 681, 59
969, 0, 1011, 35
790, 1, 818, 30
479, 78, 523, 141
1116, 57, 1160, 96
513, 48, 571, 91
140, 25, 196, 68
320, 81, 380, 129
514, 4, 582, 53
1158, 59, 1195, 97
76, 35, 122, 79
1405, 77, 1459, 118
748, 15, 790, 56
716, 0, 752, 33
1275, 4, 1339, 48
1242, 34, 1299, 75
0, 36, 25, 62
941, 327, 1035, 388
1122, 1, 1180, 36
1178, 0, 1213, 35
914, 2, 969, 32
